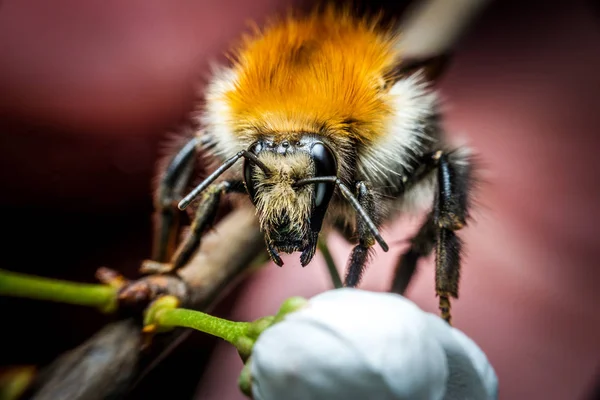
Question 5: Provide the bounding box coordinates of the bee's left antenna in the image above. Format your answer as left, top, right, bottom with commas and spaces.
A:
178, 151, 270, 210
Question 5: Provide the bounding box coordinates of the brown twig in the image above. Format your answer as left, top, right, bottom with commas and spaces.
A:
26, 207, 263, 400
26, 320, 141, 400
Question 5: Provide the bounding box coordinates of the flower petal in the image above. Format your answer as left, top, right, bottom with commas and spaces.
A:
425, 315, 498, 399
251, 289, 449, 400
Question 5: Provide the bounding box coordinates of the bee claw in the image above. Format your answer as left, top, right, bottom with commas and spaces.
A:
300, 232, 319, 267
266, 243, 284, 266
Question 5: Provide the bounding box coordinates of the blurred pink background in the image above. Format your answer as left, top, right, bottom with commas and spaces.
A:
0, 1, 599, 399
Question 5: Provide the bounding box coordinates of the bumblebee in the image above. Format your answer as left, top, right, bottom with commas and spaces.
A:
147, 6, 473, 324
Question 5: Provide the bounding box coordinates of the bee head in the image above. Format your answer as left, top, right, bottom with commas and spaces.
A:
243, 136, 337, 266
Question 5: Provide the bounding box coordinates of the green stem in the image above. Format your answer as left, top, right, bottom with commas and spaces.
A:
155, 308, 251, 345
238, 359, 253, 398
318, 238, 343, 289
0, 269, 118, 313
273, 296, 308, 323
147, 295, 307, 366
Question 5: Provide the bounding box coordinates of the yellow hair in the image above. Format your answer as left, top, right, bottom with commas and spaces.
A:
224, 6, 401, 144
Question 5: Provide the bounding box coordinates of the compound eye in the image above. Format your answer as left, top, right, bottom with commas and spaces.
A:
243, 142, 263, 203
310, 143, 337, 207
311, 143, 337, 176
243, 159, 258, 203
309, 142, 337, 232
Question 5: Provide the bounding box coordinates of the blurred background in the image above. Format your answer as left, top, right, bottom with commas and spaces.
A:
1, 0, 599, 399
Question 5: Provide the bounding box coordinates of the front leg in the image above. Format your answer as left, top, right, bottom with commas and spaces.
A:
152, 136, 199, 263
344, 181, 382, 287
141, 180, 246, 274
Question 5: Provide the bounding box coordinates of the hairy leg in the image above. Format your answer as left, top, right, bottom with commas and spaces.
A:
142, 180, 245, 274
344, 181, 382, 287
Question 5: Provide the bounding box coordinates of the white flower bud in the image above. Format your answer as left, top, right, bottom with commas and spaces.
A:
251, 288, 497, 400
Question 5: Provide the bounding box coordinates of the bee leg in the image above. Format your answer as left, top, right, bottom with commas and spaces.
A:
389, 213, 436, 295
344, 181, 382, 287
142, 180, 245, 274
434, 151, 471, 325
435, 227, 462, 325
390, 151, 471, 325
151, 137, 199, 263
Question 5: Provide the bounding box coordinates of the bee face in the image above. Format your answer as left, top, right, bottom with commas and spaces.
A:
243, 136, 337, 265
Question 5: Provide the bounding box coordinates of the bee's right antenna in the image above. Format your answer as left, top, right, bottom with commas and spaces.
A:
178, 150, 270, 210
294, 177, 389, 252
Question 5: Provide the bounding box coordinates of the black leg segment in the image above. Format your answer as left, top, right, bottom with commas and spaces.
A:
344, 181, 382, 287
434, 151, 472, 324
389, 214, 436, 295
435, 152, 470, 230
388, 149, 472, 325
142, 180, 245, 274
435, 227, 462, 323
152, 137, 199, 262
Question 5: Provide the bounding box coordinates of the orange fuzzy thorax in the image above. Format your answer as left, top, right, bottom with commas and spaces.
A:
224, 8, 401, 143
